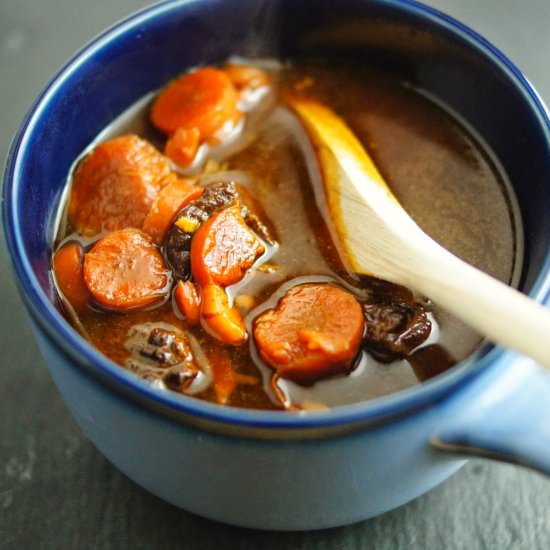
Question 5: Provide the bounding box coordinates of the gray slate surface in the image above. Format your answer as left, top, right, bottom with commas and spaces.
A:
1, 1, 550, 548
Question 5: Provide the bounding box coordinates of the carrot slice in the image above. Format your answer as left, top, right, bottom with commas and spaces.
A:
83, 228, 171, 311
68, 135, 172, 237
207, 347, 257, 405
191, 205, 265, 287
174, 280, 201, 325
150, 67, 241, 139
253, 284, 365, 383
200, 284, 247, 345
224, 65, 270, 91
142, 178, 203, 244
52, 241, 89, 314
164, 127, 201, 167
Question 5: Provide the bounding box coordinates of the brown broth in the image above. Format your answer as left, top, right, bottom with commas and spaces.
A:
54, 61, 520, 410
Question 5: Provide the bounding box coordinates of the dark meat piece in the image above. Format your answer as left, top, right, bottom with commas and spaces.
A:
182, 181, 240, 225
163, 180, 274, 279
362, 301, 431, 363
362, 276, 416, 304
140, 326, 193, 365
162, 366, 200, 392
164, 227, 193, 280
124, 322, 200, 391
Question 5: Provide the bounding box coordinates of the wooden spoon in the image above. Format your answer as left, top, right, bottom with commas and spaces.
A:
288, 96, 550, 369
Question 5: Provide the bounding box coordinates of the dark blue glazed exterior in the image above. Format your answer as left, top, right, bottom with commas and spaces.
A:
3, 0, 550, 529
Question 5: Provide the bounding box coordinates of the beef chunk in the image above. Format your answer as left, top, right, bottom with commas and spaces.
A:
164, 227, 193, 281
124, 322, 200, 391
362, 301, 431, 363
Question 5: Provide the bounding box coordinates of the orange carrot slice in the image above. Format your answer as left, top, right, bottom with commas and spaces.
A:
174, 280, 201, 325
142, 178, 203, 244
164, 127, 201, 167
68, 135, 172, 236
52, 241, 89, 314
150, 67, 240, 139
200, 284, 247, 345
83, 228, 171, 311
191, 205, 264, 287
253, 284, 364, 383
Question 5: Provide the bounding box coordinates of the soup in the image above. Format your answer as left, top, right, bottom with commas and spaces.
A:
51, 61, 519, 411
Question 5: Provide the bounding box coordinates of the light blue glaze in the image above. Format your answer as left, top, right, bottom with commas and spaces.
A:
435, 355, 550, 474
4, 0, 550, 529
32, 319, 466, 530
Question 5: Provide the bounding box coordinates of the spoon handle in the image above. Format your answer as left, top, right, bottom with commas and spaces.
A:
401, 236, 550, 369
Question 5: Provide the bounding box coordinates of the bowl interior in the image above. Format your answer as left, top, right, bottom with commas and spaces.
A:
4, 0, 550, 430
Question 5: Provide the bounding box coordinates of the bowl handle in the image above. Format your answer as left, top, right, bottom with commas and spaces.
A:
432, 354, 550, 474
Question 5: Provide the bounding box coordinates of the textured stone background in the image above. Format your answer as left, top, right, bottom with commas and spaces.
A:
2, 1, 550, 548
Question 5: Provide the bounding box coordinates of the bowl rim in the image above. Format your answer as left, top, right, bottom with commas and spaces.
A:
3, 0, 550, 433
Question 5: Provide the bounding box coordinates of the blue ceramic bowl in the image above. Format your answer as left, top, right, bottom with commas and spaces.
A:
4, 0, 550, 530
